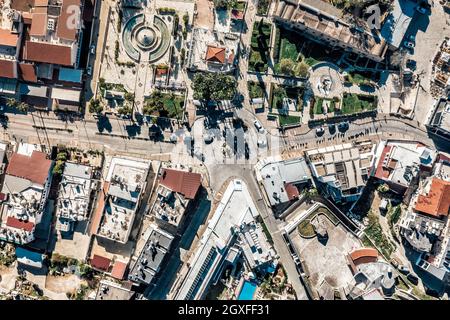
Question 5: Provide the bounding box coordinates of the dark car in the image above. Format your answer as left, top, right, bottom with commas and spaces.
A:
338, 121, 349, 132
407, 273, 419, 285
244, 142, 250, 159
406, 59, 417, 70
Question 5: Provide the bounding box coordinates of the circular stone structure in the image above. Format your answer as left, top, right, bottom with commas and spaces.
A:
122, 13, 171, 63
136, 27, 156, 50
310, 63, 344, 98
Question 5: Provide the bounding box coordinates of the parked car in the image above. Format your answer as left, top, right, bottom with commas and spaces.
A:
244, 142, 250, 160
86, 66, 92, 76
398, 265, 410, 275
338, 121, 349, 132
407, 273, 419, 285
253, 120, 264, 133
257, 138, 267, 148
328, 123, 336, 134
315, 126, 325, 136
90, 44, 96, 55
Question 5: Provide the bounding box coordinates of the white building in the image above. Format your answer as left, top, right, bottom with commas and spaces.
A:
172, 179, 276, 300
55, 162, 96, 232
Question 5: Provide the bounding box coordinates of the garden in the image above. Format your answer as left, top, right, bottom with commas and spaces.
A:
248, 81, 266, 99
271, 84, 303, 111
248, 20, 272, 73
341, 93, 377, 115
362, 211, 395, 259
273, 26, 342, 76
144, 90, 185, 119
312, 97, 339, 115
256, 0, 271, 15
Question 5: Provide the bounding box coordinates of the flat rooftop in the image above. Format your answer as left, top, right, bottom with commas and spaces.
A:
97, 157, 150, 243
128, 224, 174, 285
260, 157, 311, 206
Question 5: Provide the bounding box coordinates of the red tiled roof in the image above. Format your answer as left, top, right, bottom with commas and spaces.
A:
56, 0, 81, 41
0, 29, 19, 47
349, 248, 378, 266
159, 169, 201, 199
414, 178, 450, 217
23, 41, 73, 66
0, 60, 17, 79
111, 260, 128, 280
29, 13, 47, 37
90, 254, 111, 271
19, 63, 37, 83
285, 183, 299, 201
375, 145, 392, 180
6, 151, 52, 185
6, 217, 35, 232
205, 46, 226, 64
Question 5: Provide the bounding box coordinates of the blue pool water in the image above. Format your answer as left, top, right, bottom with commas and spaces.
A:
238, 281, 257, 300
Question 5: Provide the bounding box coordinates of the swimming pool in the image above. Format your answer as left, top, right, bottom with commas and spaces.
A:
238, 280, 257, 300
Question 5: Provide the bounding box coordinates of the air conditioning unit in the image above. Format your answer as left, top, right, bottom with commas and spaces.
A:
47, 19, 55, 31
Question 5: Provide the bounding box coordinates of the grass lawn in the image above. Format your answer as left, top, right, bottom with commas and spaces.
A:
161, 94, 185, 119
313, 98, 324, 114
248, 81, 265, 99
298, 219, 315, 238
277, 114, 300, 126
249, 21, 271, 72
341, 93, 377, 115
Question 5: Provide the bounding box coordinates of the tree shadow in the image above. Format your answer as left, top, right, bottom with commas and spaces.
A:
96, 115, 112, 133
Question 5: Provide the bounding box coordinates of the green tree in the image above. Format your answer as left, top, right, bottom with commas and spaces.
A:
124, 92, 135, 102
213, 0, 236, 9
53, 160, 65, 175
117, 105, 132, 115
89, 99, 103, 114
295, 61, 310, 78
279, 58, 295, 76
192, 73, 237, 101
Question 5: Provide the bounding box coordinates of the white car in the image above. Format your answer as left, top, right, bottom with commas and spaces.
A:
90, 44, 96, 55
253, 120, 264, 133
315, 127, 325, 136
257, 138, 267, 148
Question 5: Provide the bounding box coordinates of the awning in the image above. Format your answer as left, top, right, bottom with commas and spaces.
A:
51, 87, 81, 102
19, 84, 48, 97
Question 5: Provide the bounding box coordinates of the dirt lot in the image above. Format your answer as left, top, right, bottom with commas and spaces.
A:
290, 215, 361, 290
194, 0, 214, 29
45, 274, 86, 294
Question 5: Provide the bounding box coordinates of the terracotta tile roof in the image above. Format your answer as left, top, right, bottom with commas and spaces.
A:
205, 46, 226, 64
90, 254, 111, 271
56, 0, 81, 41
111, 260, 128, 279
414, 178, 450, 217
349, 248, 378, 266
6, 216, 35, 232
159, 169, 201, 199
6, 151, 52, 186
23, 41, 73, 66
285, 183, 299, 201
0, 28, 19, 46
18, 63, 37, 82
0, 60, 17, 79
22, 12, 33, 24
375, 145, 392, 180
29, 13, 47, 37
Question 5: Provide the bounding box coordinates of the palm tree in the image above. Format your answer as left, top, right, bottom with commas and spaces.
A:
6, 98, 17, 108
17, 102, 29, 113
